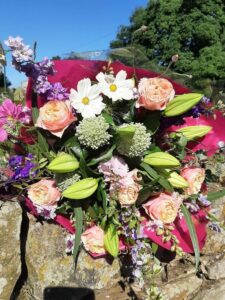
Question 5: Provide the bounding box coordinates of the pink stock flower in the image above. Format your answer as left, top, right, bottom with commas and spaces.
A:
35, 100, 76, 138
180, 167, 205, 195
143, 193, 183, 224
0, 99, 31, 142
98, 156, 129, 182
27, 179, 61, 207
81, 225, 106, 254
136, 77, 175, 111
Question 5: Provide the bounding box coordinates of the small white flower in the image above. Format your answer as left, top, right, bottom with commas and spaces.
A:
96, 70, 135, 102
218, 141, 225, 148
4, 36, 24, 48
12, 46, 33, 62
69, 78, 105, 118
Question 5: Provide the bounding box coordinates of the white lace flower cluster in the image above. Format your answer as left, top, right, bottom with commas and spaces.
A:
69, 70, 136, 118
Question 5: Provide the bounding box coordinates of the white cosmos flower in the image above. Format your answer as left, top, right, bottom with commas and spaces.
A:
96, 70, 135, 102
69, 78, 105, 118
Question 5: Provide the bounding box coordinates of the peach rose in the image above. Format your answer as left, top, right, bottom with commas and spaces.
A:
27, 179, 61, 206
137, 77, 175, 110
180, 167, 205, 195
117, 169, 142, 206
143, 193, 182, 224
81, 225, 105, 254
35, 100, 76, 137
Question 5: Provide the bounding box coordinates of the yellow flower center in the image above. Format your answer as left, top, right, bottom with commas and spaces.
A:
110, 84, 117, 92
82, 97, 90, 105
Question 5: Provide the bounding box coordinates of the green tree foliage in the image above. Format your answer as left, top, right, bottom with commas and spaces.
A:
0, 73, 11, 88
111, 0, 225, 81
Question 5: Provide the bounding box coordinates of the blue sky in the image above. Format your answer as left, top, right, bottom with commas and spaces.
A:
1, 0, 147, 87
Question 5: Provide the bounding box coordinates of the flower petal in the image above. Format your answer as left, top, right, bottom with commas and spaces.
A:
115, 70, 127, 82
88, 84, 101, 100
0, 128, 8, 142
77, 78, 91, 97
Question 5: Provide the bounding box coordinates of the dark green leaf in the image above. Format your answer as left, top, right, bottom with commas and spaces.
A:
207, 189, 225, 201
32, 107, 39, 124
73, 207, 83, 266
181, 204, 200, 270
158, 176, 174, 192
140, 162, 173, 192
87, 207, 98, 219
37, 131, 49, 157
97, 180, 107, 210
137, 185, 154, 205
143, 111, 161, 134
87, 144, 116, 166
140, 162, 160, 180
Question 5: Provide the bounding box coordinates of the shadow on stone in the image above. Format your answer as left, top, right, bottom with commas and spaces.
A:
10, 207, 29, 300
44, 287, 95, 300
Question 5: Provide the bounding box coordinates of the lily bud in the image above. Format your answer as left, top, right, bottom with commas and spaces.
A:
104, 224, 119, 258
144, 152, 180, 168
164, 93, 203, 117
117, 125, 136, 139
62, 178, 98, 199
47, 152, 79, 173
172, 125, 212, 141
168, 172, 189, 188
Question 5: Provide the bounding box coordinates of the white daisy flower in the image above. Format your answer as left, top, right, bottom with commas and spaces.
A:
96, 70, 135, 102
69, 78, 105, 118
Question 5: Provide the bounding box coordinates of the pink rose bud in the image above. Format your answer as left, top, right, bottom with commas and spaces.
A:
81, 226, 105, 254
180, 167, 205, 195
172, 54, 179, 62
136, 77, 175, 111
117, 169, 141, 206
143, 192, 182, 224
35, 100, 76, 138
27, 179, 61, 206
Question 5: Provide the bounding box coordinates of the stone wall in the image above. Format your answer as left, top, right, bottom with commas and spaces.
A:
0, 200, 21, 300
1, 187, 225, 300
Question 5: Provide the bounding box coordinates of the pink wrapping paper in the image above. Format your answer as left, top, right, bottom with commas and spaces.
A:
167, 111, 225, 156
143, 210, 208, 253
26, 60, 190, 109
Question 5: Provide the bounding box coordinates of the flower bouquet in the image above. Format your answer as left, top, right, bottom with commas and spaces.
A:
1, 36, 225, 298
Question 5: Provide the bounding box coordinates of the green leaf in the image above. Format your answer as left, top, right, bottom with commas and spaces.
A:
143, 111, 161, 134
140, 162, 173, 192
140, 162, 160, 180
97, 180, 107, 210
181, 204, 200, 270
137, 185, 154, 205
158, 176, 174, 192
151, 242, 158, 254
32, 107, 39, 124
104, 224, 119, 258
37, 131, 49, 157
164, 93, 203, 117
207, 189, 225, 201
73, 207, 83, 265
102, 112, 115, 126
87, 144, 116, 166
